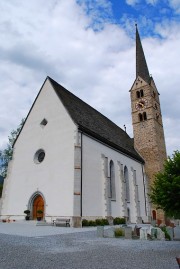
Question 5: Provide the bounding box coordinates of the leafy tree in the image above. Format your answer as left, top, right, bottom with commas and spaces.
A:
149, 151, 180, 219
0, 119, 24, 178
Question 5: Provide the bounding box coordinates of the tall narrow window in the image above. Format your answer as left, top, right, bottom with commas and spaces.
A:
140, 89, 144, 97
124, 166, 130, 202
139, 113, 143, 122
109, 160, 116, 200
136, 91, 140, 98
143, 112, 147, 121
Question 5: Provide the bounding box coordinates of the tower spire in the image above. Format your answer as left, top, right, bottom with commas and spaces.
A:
136, 24, 150, 83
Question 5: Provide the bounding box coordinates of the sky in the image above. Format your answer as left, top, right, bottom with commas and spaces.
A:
0, 0, 180, 156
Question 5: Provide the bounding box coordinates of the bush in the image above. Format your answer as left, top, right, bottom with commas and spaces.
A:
82, 219, 89, 227
95, 218, 109, 226
113, 217, 126, 225
88, 220, 96, 226
114, 228, 125, 237
160, 226, 171, 241
102, 218, 109, 226
82, 218, 109, 227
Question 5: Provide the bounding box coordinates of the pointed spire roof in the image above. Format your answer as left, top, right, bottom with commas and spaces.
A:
136, 24, 150, 83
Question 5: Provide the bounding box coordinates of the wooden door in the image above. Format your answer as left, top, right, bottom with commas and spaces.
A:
33, 195, 44, 219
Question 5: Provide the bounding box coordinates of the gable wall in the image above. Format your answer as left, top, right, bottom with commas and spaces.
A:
1, 79, 77, 219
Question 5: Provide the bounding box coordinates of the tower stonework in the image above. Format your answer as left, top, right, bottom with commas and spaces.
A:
130, 26, 167, 223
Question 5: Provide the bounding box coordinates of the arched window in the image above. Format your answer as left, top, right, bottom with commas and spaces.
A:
136, 91, 140, 98
109, 160, 116, 200
143, 112, 147, 121
124, 166, 130, 202
139, 113, 143, 122
140, 89, 144, 97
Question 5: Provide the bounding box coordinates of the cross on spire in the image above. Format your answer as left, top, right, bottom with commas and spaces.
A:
136, 24, 150, 83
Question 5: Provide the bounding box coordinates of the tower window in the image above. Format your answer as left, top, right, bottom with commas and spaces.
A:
140, 89, 144, 97
139, 112, 147, 121
154, 103, 157, 110
136, 91, 140, 98
139, 113, 143, 122
143, 112, 147, 121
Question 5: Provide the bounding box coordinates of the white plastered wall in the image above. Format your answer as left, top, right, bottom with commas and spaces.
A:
0, 79, 76, 220
82, 134, 148, 223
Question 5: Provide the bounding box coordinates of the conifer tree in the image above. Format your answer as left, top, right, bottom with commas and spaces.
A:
0, 119, 24, 178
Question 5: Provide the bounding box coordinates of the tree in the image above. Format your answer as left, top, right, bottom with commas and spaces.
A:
149, 151, 180, 219
0, 119, 24, 178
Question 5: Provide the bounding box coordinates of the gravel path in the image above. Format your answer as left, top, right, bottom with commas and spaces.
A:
0, 222, 180, 269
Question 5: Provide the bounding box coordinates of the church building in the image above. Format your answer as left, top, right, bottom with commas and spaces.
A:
0, 26, 166, 227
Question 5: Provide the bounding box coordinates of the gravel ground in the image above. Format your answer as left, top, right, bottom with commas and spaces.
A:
0, 229, 180, 269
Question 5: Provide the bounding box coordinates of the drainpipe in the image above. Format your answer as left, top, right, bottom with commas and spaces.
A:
141, 164, 147, 216
80, 132, 83, 217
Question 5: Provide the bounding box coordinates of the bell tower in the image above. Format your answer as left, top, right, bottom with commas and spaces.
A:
130, 25, 167, 223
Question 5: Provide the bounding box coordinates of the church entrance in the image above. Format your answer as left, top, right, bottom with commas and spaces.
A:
32, 194, 44, 220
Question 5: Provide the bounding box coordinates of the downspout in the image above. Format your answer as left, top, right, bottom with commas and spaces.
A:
80, 132, 83, 217
141, 164, 147, 216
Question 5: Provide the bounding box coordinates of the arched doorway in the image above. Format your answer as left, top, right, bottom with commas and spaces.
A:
33, 195, 44, 220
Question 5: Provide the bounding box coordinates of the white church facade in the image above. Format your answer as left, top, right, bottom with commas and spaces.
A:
0, 77, 149, 226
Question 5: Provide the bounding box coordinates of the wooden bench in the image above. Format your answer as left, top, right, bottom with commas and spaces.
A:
52, 218, 70, 227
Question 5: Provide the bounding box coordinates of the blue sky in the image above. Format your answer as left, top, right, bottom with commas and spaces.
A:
0, 0, 180, 156
77, 0, 179, 35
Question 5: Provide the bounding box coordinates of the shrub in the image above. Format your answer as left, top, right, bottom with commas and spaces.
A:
114, 228, 124, 237
113, 217, 126, 225
82, 219, 89, 227
95, 219, 103, 226
82, 218, 109, 227
160, 226, 171, 241
88, 220, 96, 226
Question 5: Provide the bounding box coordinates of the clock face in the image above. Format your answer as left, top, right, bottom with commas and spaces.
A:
135, 98, 148, 111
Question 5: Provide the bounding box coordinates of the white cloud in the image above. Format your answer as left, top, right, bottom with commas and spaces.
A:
0, 0, 179, 156
126, 0, 139, 6
168, 0, 180, 14
146, 0, 158, 6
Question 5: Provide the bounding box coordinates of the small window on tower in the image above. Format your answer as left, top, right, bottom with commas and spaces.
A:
140, 89, 144, 97
40, 118, 48, 127
136, 91, 140, 98
139, 113, 143, 122
143, 112, 147, 121
154, 103, 157, 110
